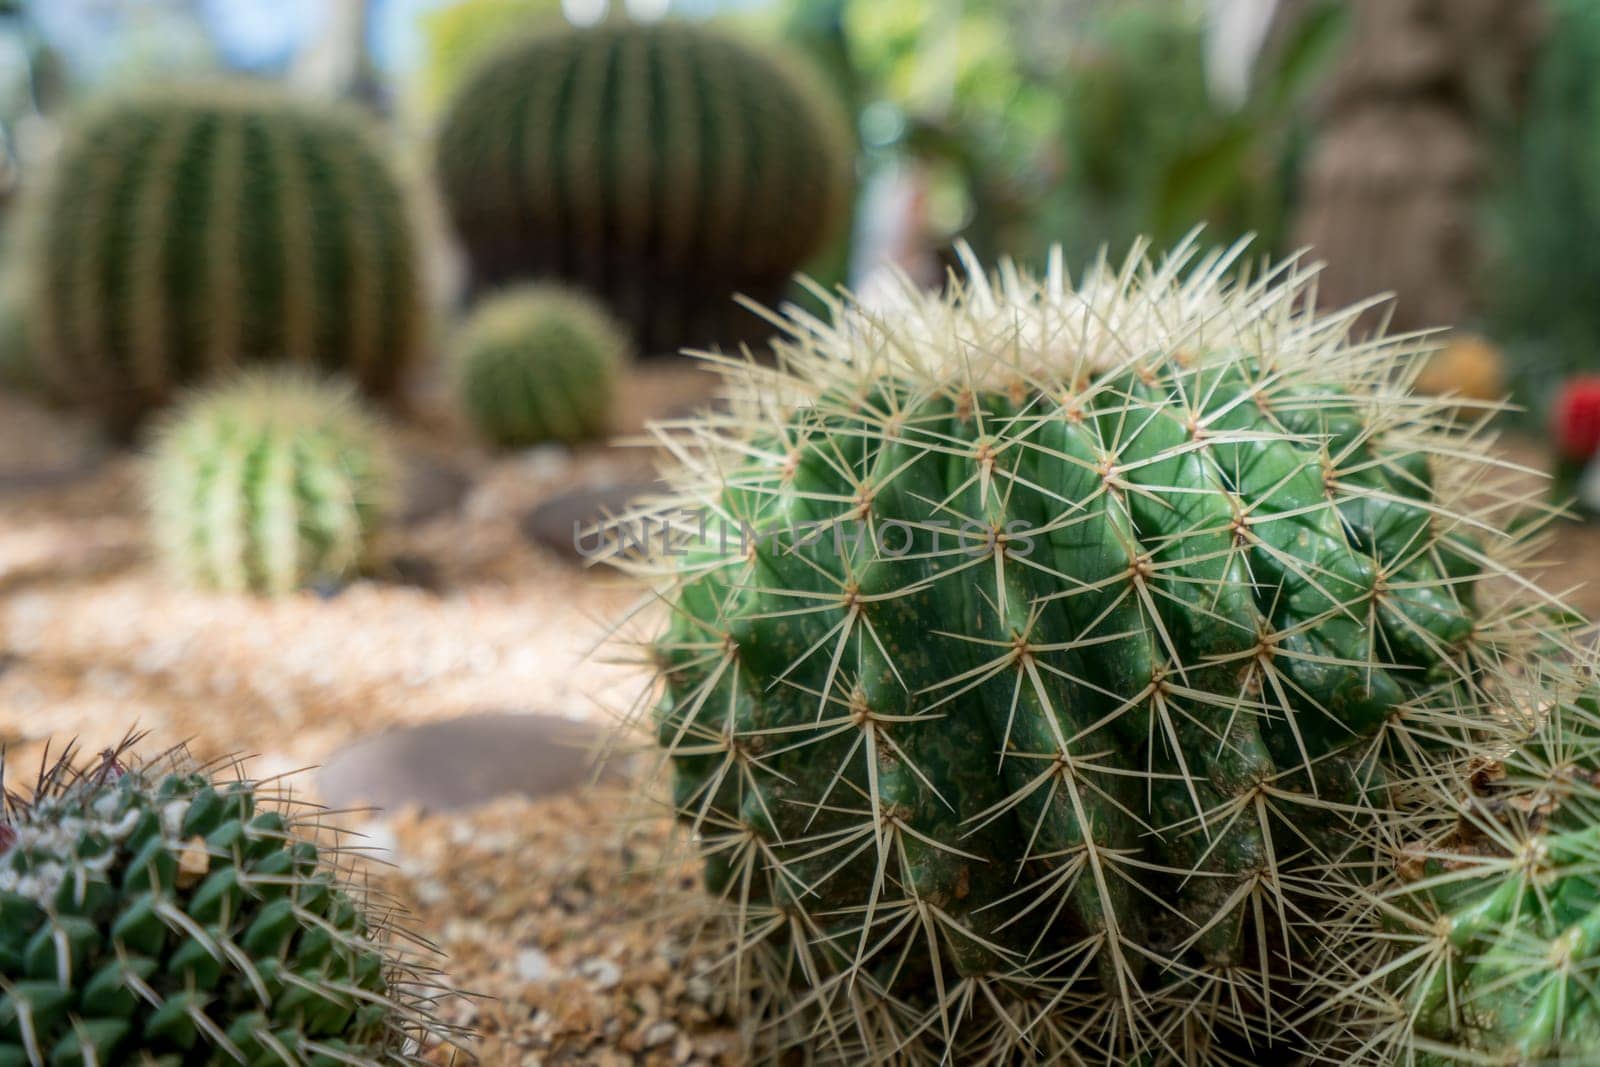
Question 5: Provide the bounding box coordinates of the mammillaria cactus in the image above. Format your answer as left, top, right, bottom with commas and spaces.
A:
148, 372, 393, 597
456, 285, 627, 448
27, 83, 423, 429
434, 20, 851, 354
0, 739, 457, 1065
605, 239, 1565, 1063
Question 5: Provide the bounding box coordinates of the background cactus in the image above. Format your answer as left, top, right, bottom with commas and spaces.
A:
27, 83, 423, 430
457, 285, 627, 448
148, 372, 393, 597
434, 20, 852, 355
0, 738, 455, 1066
606, 240, 1564, 1063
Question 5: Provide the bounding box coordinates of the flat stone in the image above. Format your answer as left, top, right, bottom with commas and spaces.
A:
520, 479, 667, 563
315, 711, 619, 815
397, 451, 473, 526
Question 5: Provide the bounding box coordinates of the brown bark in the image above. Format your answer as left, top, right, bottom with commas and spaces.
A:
1291, 0, 1544, 334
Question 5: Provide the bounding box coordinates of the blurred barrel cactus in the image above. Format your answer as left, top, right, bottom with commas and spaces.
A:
434, 21, 852, 355
0, 740, 456, 1065
605, 239, 1565, 1063
148, 372, 393, 597
457, 284, 628, 448
27, 84, 424, 429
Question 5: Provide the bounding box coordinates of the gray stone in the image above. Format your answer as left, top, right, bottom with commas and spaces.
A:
315, 711, 620, 815
520, 479, 667, 563
397, 451, 472, 526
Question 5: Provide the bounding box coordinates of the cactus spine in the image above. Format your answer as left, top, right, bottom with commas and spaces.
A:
457, 285, 627, 447
148, 372, 393, 597
29, 84, 423, 428
606, 240, 1562, 1063
434, 21, 851, 354
0, 740, 457, 1066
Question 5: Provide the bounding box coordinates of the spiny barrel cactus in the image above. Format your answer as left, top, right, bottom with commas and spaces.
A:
457, 285, 628, 448
1316, 653, 1600, 1066
434, 20, 851, 355
28, 83, 423, 429
0, 739, 457, 1066
604, 240, 1561, 1063
148, 372, 393, 597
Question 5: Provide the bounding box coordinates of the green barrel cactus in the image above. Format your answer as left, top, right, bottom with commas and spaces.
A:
148, 372, 393, 597
27, 83, 424, 429
0, 740, 455, 1066
457, 284, 628, 448
605, 240, 1562, 1063
434, 20, 852, 355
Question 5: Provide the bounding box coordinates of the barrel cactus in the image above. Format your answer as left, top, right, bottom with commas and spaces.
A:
457, 285, 627, 448
148, 372, 393, 597
605, 240, 1560, 1063
0, 740, 455, 1065
434, 20, 851, 355
27, 83, 424, 429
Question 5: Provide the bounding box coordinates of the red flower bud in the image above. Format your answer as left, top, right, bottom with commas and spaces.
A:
1554, 377, 1600, 461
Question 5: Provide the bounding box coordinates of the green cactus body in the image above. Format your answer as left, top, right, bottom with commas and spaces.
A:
28, 84, 423, 429
148, 372, 393, 597
457, 285, 627, 447
0, 743, 451, 1066
434, 20, 851, 355
608, 241, 1558, 1063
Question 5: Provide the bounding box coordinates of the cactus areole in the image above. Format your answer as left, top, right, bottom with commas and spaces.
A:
609, 239, 1555, 1063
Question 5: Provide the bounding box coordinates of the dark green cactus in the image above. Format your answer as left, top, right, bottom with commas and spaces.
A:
148, 372, 393, 597
606, 241, 1563, 1064
0, 739, 457, 1066
434, 20, 852, 355
457, 284, 627, 448
27, 83, 424, 429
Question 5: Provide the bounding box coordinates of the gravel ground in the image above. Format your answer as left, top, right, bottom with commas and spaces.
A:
4, 374, 1600, 1066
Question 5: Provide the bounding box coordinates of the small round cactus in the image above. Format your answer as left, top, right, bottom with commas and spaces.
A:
27, 82, 424, 429
456, 285, 628, 448
0, 739, 457, 1066
148, 372, 394, 596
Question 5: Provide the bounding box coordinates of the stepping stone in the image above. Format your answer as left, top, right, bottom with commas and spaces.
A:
397, 451, 473, 526
520, 479, 667, 563
315, 711, 621, 815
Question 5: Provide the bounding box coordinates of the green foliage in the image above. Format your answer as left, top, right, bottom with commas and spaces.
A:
457, 285, 627, 448
28, 83, 424, 429
434, 20, 853, 354
0, 741, 452, 1066
608, 242, 1561, 1063
1489, 0, 1600, 406
413, 0, 561, 119
148, 372, 393, 597
0, 254, 32, 392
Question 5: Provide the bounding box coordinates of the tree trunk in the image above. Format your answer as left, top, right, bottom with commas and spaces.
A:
1291, 0, 1543, 333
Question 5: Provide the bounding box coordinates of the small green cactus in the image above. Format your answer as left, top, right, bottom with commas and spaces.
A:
147, 372, 393, 597
457, 285, 627, 448
604, 240, 1566, 1063
27, 83, 424, 429
0, 739, 457, 1066
434, 20, 852, 354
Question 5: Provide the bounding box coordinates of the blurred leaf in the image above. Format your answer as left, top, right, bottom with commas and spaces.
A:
1153, 122, 1253, 241
1261, 0, 1347, 111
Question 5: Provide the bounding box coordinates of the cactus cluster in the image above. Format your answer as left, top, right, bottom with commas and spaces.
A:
0, 740, 452, 1066
27, 83, 423, 429
607, 240, 1562, 1063
456, 285, 628, 448
148, 372, 393, 597
434, 20, 852, 354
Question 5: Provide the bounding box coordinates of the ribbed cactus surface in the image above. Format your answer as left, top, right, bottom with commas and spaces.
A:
434, 21, 850, 354
148, 372, 393, 597
0, 741, 451, 1066
29, 84, 423, 428
457, 285, 627, 447
609, 241, 1557, 1063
